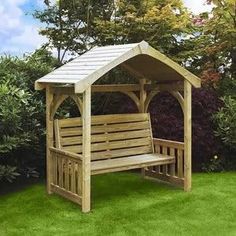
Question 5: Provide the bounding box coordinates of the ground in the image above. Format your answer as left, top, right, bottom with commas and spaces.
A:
0, 172, 236, 236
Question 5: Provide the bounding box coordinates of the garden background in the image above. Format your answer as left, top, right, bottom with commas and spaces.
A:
0, 0, 235, 187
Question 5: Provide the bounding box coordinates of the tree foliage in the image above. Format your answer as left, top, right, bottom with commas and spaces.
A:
214, 96, 236, 148
34, 0, 193, 63
183, 0, 236, 85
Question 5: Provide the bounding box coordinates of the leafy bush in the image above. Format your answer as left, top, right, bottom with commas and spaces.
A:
0, 165, 20, 183
213, 96, 236, 149
201, 155, 224, 173
0, 49, 56, 182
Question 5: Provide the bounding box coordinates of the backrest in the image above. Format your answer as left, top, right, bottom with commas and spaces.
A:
54, 113, 154, 161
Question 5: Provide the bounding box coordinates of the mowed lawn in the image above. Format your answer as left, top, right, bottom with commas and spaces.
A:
0, 172, 236, 236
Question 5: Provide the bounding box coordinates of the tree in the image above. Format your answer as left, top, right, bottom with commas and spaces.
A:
34, 0, 116, 63
183, 0, 236, 85
34, 0, 193, 63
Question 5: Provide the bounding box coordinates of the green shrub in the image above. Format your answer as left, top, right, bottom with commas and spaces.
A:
213, 96, 236, 149
0, 165, 20, 183
0, 49, 56, 182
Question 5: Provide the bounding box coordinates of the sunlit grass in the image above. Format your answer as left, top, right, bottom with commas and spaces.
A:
0, 172, 236, 236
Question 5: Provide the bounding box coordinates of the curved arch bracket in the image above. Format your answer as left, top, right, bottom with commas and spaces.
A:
122, 91, 140, 110
144, 90, 159, 113
144, 90, 184, 114
50, 94, 83, 120
169, 91, 184, 113
70, 95, 83, 114
50, 94, 69, 120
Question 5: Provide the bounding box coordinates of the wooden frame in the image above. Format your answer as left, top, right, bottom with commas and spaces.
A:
35, 42, 200, 213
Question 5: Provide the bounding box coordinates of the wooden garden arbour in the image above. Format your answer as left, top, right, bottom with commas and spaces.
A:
35, 41, 201, 212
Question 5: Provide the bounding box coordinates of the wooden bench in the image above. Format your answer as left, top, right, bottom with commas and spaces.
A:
48, 113, 179, 210
52, 113, 175, 175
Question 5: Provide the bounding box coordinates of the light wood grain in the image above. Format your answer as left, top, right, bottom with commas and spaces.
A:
46, 86, 54, 194
91, 153, 175, 175
82, 87, 91, 213
184, 80, 192, 191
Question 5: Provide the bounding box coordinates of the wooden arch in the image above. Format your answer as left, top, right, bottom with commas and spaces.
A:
144, 90, 184, 113
50, 94, 83, 120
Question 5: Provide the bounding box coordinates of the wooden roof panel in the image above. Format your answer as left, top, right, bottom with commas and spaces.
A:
35, 41, 201, 92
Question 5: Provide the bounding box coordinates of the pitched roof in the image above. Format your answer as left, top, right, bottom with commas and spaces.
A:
35, 41, 201, 93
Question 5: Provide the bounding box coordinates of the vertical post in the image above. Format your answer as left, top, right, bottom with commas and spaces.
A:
82, 87, 91, 212
46, 86, 54, 194
184, 80, 192, 191
139, 78, 146, 113
139, 79, 147, 177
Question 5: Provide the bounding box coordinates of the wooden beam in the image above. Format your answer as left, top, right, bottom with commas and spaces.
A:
51, 86, 74, 95
50, 83, 183, 96
46, 86, 54, 194
139, 79, 146, 113
139, 78, 147, 177
91, 84, 140, 92
184, 80, 192, 192
145, 82, 183, 92
82, 87, 91, 213
51, 84, 141, 94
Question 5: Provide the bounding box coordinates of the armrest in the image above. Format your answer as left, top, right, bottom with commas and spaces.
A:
50, 147, 83, 162
152, 138, 184, 150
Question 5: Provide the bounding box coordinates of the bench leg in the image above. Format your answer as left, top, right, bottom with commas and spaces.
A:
141, 168, 146, 177
82, 176, 91, 213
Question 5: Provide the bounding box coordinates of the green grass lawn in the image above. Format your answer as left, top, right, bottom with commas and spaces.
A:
0, 172, 236, 236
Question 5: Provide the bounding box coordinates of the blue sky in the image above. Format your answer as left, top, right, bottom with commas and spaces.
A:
0, 0, 213, 56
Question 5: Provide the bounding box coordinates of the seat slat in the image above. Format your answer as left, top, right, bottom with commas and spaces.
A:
91, 146, 153, 160
91, 154, 175, 174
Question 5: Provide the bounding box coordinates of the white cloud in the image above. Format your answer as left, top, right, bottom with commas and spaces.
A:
0, 0, 47, 56
183, 0, 213, 14
10, 25, 46, 48
0, 0, 214, 56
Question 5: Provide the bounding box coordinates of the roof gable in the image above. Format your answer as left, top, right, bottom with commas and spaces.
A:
35, 41, 201, 92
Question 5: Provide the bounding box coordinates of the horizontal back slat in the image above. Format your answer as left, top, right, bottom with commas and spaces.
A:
61, 129, 151, 146
63, 137, 151, 153
55, 113, 153, 160
59, 113, 149, 127
60, 121, 149, 137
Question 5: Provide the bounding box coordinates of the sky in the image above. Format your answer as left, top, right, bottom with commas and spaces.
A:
0, 0, 213, 56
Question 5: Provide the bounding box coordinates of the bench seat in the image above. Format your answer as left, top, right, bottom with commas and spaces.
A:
91, 153, 175, 175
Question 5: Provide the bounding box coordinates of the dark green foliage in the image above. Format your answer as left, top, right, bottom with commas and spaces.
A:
0, 166, 20, 183
213, 96, 236, 149
0, 49, 56, 182
202, 155, 224, 173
